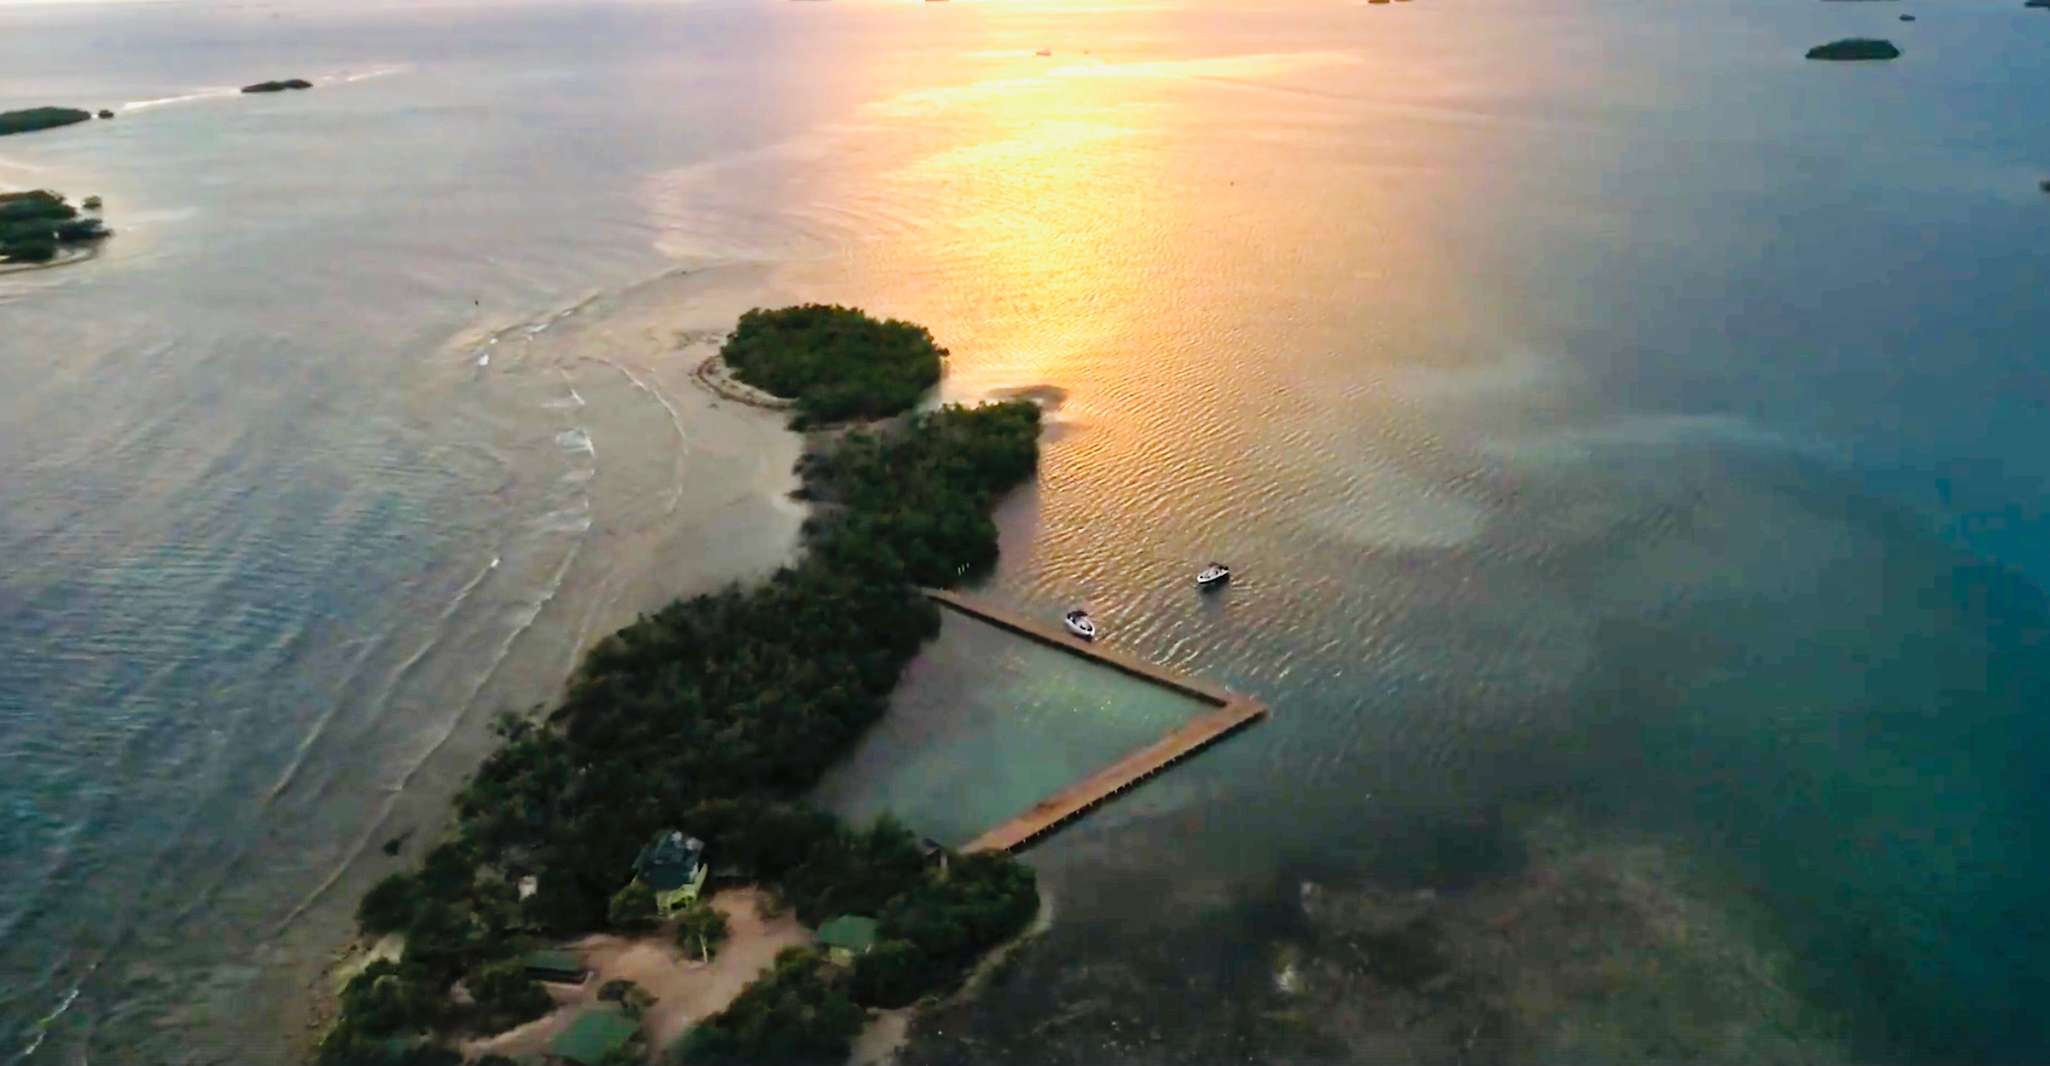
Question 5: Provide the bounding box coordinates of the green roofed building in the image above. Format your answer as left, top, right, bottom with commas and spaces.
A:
630, 829, 707, 918
817, 914, 878, 963
546, 1006, 639, 1066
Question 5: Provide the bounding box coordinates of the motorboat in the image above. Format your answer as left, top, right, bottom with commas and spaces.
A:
1195, 562, 1232, 588
1063, 609, 1098, 640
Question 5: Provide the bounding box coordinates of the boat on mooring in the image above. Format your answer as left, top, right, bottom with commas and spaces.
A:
1195, 562, 1232, 588
1063, 609, 1098, 640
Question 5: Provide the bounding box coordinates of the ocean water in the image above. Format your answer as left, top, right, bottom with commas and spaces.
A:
3, 0, 2049, 1062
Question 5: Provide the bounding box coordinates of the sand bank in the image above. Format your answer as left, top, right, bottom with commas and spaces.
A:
278, 266, 810, 1060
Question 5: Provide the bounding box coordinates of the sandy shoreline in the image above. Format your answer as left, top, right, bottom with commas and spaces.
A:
277, 270, 811, 1063
692, 350, 796, 411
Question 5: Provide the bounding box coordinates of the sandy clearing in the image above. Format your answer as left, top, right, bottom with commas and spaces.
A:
462, 887, 811, 1063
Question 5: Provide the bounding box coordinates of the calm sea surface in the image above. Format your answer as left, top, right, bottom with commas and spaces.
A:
4, 0, 2049, 1061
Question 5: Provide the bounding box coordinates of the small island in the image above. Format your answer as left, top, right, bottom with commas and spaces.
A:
0, 106, 93, 137
1805, 38, 1902, 60
242, 78, 315, 93
316, 310, 1044, 1066
2, 190, 111, 265
722, 304, 946, 427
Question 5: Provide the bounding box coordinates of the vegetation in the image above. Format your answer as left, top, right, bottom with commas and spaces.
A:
1805, 38, 1901, 60
2, 190, 110, 264
676, 903, 730, 961
243, 78, 314, 93
598, 978, 657, 1017
721, 304, 946, 426
317, 313, 1041, 1065
0, 107, 91, 137
676, 949, 865, 1066
465, 959, 553, 1033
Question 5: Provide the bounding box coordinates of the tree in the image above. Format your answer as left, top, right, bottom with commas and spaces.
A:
607, 881, 657, 931
358, 873, 421, 935
467, 958, 552, 1033
676, 903, 730, 961
850, 940, 928, 1008
719, 304, 946, 426
680, 949, 864, 1065
598, 978, 657, 1017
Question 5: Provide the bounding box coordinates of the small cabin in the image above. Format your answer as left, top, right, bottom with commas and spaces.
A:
631, 829, 708, 918
817, 915, 879, 964
546, 1006, 638, 1065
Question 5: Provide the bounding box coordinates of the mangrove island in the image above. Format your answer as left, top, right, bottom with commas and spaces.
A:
1805, 38, 1902, 60
2, 190, 111, 265
722, 303, 946, 427
0, 106, 92, 137
318, 307, 1043, 1066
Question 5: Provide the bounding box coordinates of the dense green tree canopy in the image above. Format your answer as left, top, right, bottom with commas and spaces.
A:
0, 108, 91, 137
2, 190, 109, 264
722, 304, 946, 426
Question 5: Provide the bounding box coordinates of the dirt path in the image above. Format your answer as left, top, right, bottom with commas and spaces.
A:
462, 887, 811, 1062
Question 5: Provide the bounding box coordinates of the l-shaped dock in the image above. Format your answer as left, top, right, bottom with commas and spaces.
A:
920, 589, 1268, 854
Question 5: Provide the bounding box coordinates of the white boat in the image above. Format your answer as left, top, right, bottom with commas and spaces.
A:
1063, 609, 1098, 640
1195, 562, 1232, 588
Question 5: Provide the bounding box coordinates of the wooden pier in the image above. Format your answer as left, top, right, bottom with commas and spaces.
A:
921, 589, 1268, 854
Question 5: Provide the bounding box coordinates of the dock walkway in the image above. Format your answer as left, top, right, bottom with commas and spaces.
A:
920, 589, 1268, 854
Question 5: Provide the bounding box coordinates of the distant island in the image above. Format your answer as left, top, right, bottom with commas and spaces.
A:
1, 190, 111, 265
0, 106, 92, 137
316, 308, 1043, 1066
1806, 38, 1902, 60
243, 78, 314, 93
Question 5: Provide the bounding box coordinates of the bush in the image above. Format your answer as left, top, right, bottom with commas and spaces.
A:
850, 939, 928, 1008
607, 881, 657, 931
467, 958, 553, 1033
598, 978, 656, 1016
722, 304, 945, 426
335, 961, 443, 1037
358, 873, 422, 935
2, 237, 56, 263
677, 903, 730, 961
680, 949, 864, 1065
879, 851, 1038, 967
0, 192, 73, 222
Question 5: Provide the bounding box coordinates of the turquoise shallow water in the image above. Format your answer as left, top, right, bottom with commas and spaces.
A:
4, 0, 2050, 1061
814, 612, 1213, 847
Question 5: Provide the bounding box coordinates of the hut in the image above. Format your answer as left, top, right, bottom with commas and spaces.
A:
816, 915, 878, 964
546, 1006, 639, 1065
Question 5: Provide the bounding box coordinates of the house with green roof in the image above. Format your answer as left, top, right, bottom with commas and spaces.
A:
816, 914, 878, 964
546, 1006, 639, 1066
630, 828, 707, 918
